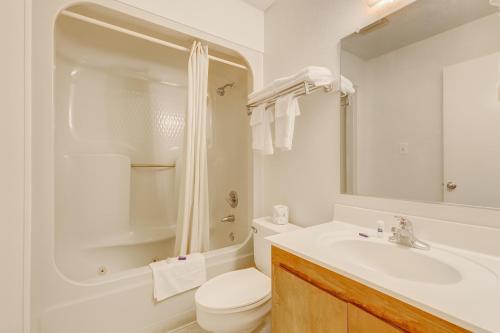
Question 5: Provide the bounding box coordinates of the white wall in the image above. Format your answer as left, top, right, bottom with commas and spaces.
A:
344, 13, 500, 203
0, 0, 28, 332
116, 0, 265, 52
260, 0, 416, 226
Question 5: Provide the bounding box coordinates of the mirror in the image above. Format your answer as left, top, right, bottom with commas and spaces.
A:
340, 0, 500, 209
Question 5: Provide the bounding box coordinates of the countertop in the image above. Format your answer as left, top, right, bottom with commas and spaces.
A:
267, 221, 500, 333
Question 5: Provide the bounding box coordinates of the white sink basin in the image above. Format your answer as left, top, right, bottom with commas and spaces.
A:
318, 234, 497, 286
329, 239, 461, 284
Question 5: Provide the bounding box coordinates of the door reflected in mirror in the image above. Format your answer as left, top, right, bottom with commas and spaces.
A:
340, 0, 500, 209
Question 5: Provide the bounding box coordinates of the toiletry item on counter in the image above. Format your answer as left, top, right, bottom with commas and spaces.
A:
272, 205, 289, 225
377, 220, 385, 238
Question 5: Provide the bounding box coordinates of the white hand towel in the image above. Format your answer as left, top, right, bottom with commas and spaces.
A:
340, 75, 356, 95
274, 93, 300, 151
250, 104, 274, 155
149, 253, 207, 302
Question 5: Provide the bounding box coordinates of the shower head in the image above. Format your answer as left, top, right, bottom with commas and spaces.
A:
216, 82, 235, 96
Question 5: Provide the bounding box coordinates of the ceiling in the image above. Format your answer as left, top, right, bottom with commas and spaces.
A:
242, 0, 276, 11
342, 0, 498, 60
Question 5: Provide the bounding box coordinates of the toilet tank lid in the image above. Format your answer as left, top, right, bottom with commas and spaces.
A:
252, 217, 302, 236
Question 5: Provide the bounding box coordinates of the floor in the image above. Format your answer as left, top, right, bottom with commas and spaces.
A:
168, 322, 208, 333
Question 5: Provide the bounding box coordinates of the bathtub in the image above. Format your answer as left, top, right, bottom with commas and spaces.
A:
39, 232, 254, 333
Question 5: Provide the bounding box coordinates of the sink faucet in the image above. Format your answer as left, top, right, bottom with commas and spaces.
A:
389, 216, 430, 250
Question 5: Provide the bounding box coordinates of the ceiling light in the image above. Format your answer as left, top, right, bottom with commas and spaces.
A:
366, 0, 394, 7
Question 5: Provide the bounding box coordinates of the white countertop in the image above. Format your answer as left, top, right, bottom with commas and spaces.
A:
267, 221, 500, 333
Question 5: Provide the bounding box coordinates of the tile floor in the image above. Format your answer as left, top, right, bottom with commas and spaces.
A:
168, 322, 208, 333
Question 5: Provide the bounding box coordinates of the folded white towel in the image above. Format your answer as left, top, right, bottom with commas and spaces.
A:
248, 66, 334, 104
250, 104, 274, 155
274, 93, 300, 151
149, 253, 206, 302
340, 75, 356, 95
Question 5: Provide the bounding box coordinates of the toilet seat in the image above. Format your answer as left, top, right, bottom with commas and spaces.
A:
195, 268, 271, 314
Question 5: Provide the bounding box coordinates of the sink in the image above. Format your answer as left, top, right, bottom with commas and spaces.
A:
328, 239, 462, 284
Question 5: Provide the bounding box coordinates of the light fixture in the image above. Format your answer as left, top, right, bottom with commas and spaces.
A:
366, 0, 394, 7
490, 0, 500, 7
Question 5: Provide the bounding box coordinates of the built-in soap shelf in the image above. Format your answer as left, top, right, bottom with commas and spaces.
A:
131, 163, 176, 169
86, 225, 176, 249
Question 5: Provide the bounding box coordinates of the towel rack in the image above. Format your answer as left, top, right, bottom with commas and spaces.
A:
246, 81, 334, 115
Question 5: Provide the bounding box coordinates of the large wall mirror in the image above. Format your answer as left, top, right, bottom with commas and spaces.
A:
340, 0, 500, 209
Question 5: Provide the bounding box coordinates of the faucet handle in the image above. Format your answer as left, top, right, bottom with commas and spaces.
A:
394, 215, 412, 229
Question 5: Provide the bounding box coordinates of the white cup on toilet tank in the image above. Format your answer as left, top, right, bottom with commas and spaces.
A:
272, 205, 289, 225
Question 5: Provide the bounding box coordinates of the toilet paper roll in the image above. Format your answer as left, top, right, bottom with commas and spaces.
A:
272, 205, 289, 225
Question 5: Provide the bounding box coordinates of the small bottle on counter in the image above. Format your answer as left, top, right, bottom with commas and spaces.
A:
377, 220, 385, 238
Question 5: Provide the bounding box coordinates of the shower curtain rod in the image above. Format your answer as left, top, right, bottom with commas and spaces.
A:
60, 10, 248, 70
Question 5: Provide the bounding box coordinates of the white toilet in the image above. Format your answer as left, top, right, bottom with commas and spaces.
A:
195, 218, 301, 333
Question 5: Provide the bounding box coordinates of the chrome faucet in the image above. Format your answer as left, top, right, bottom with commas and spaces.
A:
389, 216, 430, 250
220, 214, 236, 223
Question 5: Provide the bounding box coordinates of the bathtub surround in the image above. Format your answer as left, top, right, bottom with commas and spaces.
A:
175, 41, 210, 256
29, 1, 254, 332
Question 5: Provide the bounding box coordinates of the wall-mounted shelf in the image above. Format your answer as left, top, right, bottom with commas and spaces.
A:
86, 225, 177, 249
131, 164, 176, 169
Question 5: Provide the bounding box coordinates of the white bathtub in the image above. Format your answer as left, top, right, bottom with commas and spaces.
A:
39, 232, 254, 333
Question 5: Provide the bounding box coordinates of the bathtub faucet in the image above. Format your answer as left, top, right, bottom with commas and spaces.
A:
220, 215, 236, 223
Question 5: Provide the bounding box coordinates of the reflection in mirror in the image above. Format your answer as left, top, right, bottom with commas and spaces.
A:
340, 0, 500, 208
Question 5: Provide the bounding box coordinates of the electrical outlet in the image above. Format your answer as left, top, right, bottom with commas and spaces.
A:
399, 142, 409, 154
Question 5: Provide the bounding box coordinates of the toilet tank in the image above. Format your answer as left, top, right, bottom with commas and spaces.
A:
252, 217, 302, 277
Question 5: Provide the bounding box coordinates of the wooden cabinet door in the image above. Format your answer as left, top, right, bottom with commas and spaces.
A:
272, 266, 348, 333
348, 304, 404, 333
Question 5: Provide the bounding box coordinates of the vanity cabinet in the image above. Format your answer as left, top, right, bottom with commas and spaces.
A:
271, 246, 470, 333
348, 304, 402, 333
273, 264, 348, 332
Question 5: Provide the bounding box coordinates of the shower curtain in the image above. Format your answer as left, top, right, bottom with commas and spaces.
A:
175, 41, 210, 256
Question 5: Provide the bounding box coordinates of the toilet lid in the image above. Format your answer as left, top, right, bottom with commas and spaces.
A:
195, 268, 271, 313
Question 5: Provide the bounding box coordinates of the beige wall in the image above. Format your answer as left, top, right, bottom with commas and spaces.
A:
116, 0, 265, 52
0, 0, 28, 332
259, 0, 415, 226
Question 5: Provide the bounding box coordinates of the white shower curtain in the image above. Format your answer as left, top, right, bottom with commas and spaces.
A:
175, 41, 210, 256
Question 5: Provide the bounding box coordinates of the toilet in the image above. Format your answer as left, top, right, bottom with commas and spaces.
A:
195, 218, 301, 333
